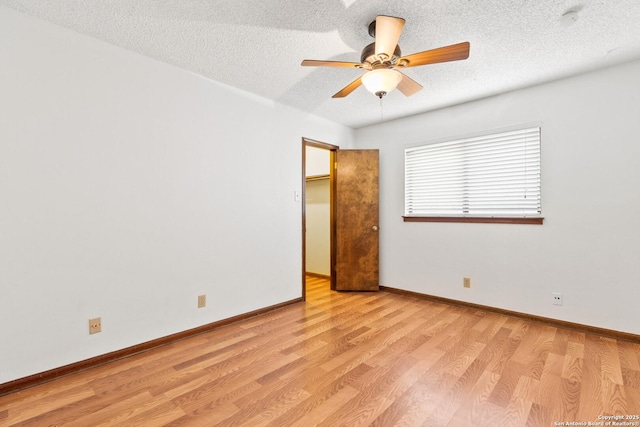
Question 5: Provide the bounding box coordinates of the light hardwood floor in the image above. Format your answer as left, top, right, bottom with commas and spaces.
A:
1, 277, 640, 426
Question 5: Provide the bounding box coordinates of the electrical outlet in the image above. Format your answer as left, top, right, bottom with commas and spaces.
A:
89, 317, 102, 334
552, 292, 563, 306
463, 277, 471, 288
198, 294, 206, 308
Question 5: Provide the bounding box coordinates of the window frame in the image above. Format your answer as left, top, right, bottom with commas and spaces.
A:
403, 125, 544, 225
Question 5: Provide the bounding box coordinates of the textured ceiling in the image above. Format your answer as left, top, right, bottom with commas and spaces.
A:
2, 0, 640, 129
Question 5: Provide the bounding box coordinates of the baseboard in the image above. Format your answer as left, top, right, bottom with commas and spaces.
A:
0, 297, 303, 397
305, 272, 331, 280
380, 286, 640, 344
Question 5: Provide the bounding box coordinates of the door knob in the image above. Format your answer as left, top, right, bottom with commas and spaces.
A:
372, 225, 379, 231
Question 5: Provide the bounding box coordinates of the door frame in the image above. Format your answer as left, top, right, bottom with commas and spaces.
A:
302, 137, 338, 299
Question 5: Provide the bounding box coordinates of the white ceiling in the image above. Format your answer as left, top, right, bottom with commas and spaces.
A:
3, 0, 640, 129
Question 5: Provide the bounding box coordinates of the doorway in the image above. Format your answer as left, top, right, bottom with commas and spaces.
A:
302, 138, 338, 299
302, 138, 380, 298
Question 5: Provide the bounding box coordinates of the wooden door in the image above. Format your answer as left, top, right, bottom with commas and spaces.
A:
334, 149, 379, 291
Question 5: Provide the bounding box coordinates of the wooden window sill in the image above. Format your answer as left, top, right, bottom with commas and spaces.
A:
403, 216, 544, 225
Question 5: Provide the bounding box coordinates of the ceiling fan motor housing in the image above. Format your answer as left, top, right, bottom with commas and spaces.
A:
360, 42, 402, 67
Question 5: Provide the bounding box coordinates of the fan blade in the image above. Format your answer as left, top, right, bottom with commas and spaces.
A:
375, 15, 405, 60
332, 77, 363, 98
398, 42, 470, 68
396, 72, 423, 97
301, 60, 362, 68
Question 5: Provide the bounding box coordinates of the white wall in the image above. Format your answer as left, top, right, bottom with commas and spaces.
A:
0, 7, 353, 384
305, 180, 331, 276
305, 147, 331, 276
355, 59, 640, 335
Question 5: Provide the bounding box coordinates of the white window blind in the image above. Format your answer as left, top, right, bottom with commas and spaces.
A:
405, 127, 541, 217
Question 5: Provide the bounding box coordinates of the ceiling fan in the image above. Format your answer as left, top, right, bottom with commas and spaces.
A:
301, 15, 470, 99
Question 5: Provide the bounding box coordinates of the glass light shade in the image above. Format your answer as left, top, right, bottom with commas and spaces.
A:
361, 69, 402, 97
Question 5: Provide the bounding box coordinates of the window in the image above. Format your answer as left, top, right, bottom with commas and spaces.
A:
404, 126, 542, 224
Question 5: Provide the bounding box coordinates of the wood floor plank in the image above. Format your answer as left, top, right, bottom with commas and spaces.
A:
618, 340, 640, 371
427, 345, 499, 426
319, 321, 416, 373
2, 276, 640, 426
536, 370, 562, 409
621, 367, 640, 388
150, 368, 218, 399
510, 323, 556, 380
526, 402, 555, 427
487, 359, 528, 408
566, 340, 585, 359
2, 384, 95, 425
101, 399, 185, 427
237, 387, 311, 427
0, 379, 90, 412
562, 352, 583, 382
474, 315, 509, 344
601, 378, 628, 415
315, 356, 419, 427
271, 363, 373, 426
446, 369, 502, 426
359, 356, 445, 426
170, 351, 300, 414
625, 385, 640, 416
559, 376, 581, 420
550, 327, 571, 355
215, 373, 313, 425
66, 391, 157, 427
164, 402, 238, 427
432, 335, 486, 379
543, 352, 566, 377
485, 332, 523, 376
577, 357, 604, 420
513, 374, 539, 404
289, 385, 360, 427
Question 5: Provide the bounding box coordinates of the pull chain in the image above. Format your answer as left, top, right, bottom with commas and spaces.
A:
380, 96, 384, 122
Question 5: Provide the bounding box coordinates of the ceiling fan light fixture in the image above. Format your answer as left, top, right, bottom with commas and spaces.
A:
361, 69, 402, 98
